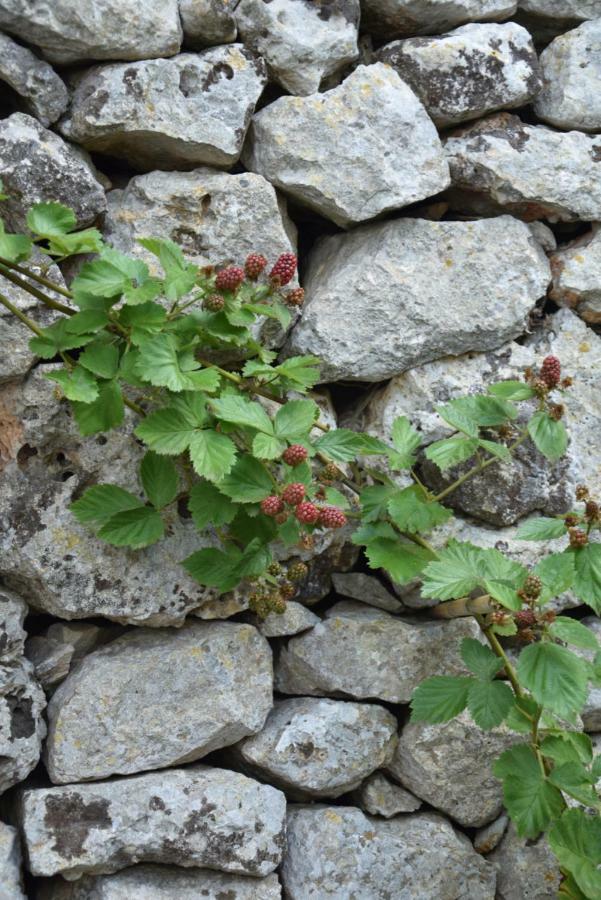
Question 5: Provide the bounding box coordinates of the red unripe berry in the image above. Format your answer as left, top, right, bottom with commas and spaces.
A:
282, 444, 308, 467
540, 355, 561, 388
245, 253, 268, 280
215, 266, 245, 292
282, 482, 306, 505
284, 288, 305, 307
261, 495, 284, 517
318, 506, 347, 529
203, 293, 225, 312
295, 501, 320, 525
269, 252, 297, 287
515, 609, 537, 628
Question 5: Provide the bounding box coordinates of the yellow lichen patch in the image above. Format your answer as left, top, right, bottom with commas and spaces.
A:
579, 341, 591, 353
325, 810, 342, 824
51, 528, 82, 552
574, 254, 585, 263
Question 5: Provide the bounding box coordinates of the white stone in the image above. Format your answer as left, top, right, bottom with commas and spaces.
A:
535, 20, 601, 132
332, 572, 404, 613
519, 0, 601, 19
488, 822, 561, 899
361, 0, 516, 39
0, 32, 67, 127
474, 814, 509, 854
257, 602, 320, 637
0, 822, 25, 900
356, 772, 422, 817
180, 0, 237, 47
550, 225, 601, 324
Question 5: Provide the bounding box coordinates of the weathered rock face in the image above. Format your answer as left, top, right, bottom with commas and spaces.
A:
534, 20, 601, 132
445, 113, 601, 222
237, 697, 397, 798
60, 49, 267, 171
473, 814, 509, 854
0, 32, 68, 127
235, 0, 359, 95
44, 621, 272, 783
550, 226, 601, 324
284, 215, 549, 382
361, 0, 516, 39
20, 766, 286, 879
180, 0, 237, 48
331, 572, 404, 613
243, 64, 449, 228
0, 114, 106, 231
0, 821, 25, 899
377, 22, 540, 127
572, 617, 601, 732
0, 0, 182, 64
389, 711, 516, 827
275, 601, 482, 702
281, 806, 496, 898
355, 772, 422, 817
488, 822, 561, 899
256, 602, 320, 637
519, 0, 601, 20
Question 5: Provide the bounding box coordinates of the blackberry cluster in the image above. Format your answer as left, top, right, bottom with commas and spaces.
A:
215, 266, 245, 292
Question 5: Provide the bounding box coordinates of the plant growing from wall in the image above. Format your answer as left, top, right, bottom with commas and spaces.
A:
0, 191, 599, 897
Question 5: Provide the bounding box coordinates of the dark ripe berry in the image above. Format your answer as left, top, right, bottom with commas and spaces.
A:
515, 609, 537, 628
318, 506, 347, 529
540, 355, 561, 389
284, 287, 305, 307
295, 501, 320, 524
576, 485, 590, 501
287, 561, 309, 582
267, 562, 283, 576
203, 293, 225, 312
245, 253, 268, 280
282, 482, 306, 505
282, 444, 308, 466
280, 581, 296, 600
215, 266, 245, 292
269, 252, 297, 286
585, 500, 600, 522
569, 528, 589, 549
522, 574, 542, 599
261, 495, 284, 517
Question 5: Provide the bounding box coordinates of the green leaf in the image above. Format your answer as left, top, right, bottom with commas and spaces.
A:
533, 552, 575, 603
235, 538, 272, 578
314, 429, 389, 463
572, 542, 601, 614
182, 545, 242, 592
436, 395, 518, 437
387, 485, 452, 533
135, 333, 219, 393
467, 679, 515, 729
528, 410, 568, 461
72, 257, 129, 298
516, 517, 567, 540
364, 538, 434, 584
435, 398, 480, 438
322, 487, 349, 510
351, 521, 397, 546
494, 744, 564, 838
273, 399, 319, 440
229, 510, 277, 547
29, 319, 95, 358
46, 228, 103, 258
550, 617, 599, 651
252, 432, 287, 460
210, 395, 273, 433
188, 482, 237, 531
188, 430, 237, 482
64, 309, 110, 335
26, 201, 75, 236
541, 733, 593, 767
135, 408, 198, 455
488, 380, 536, 401
505, 696, 540, 734
549, 809, 601, 899
478, 439, 512, 462
78, 341, 120, 379
421, 541, 482, 599
359, 484, 397, 523
425, 437, 479, 471
123, 277, 162, 306
274, 355, 321, 391
547, 762, 599, 807
70, 484, 142, 528
460, 638, 503, 680
140, 452, 178, 509
389, 416, 421, 468
98, 506, 164, 549
45, 366, 98, 403
217, 454, 273, 503
517, 642, 589, 718
0, 219, 32, 262
71, 380, 124, 436
410, 676, 471, 723
138, 236, 198, 300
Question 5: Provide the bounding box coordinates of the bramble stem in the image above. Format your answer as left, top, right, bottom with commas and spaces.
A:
0, 255, 73, 299
0, 291, 46, 337
431, 594, 493, 618
0, 264, 76, 315
433, 430, 530, 503
476, 614, 524, 700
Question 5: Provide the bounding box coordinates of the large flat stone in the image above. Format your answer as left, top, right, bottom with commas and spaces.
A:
0, 822, 25, 899
535, 19, 601, 132
180, 0, 237, 48
0, 32, 67, 127
550, 226, 601, 325
488, 822, 560, 899
361, 0, 516, 39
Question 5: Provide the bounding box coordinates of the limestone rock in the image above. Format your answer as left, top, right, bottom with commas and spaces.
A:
45, 621, 272, 783
0, 114, 106, 231
37, 866, 281, 898
0, 589, 27, 662
244, 64, 449, 228
519, 1, 601, 20
474, 814, 509, 854
445, 113, 601, 222
572, 617, 601, 732
281, 806, 496, 898
361, 0, 516, 39
256, 602, 320, 637
488, 822, 561, 899
60, 48, 267, 171
45, 622, 120, 665
0, 822, 25, 899
180, 0, 237, 47
0, 32, 67, 127
535, 20, 601, 132
284, 216, 549, 382
389, 711, 516, 827
20, 766, 286, 879
0, 0, 182, 64
237, 697, 397, 798
355, 772, 422, 817
332, 572, 404, 613
235, 0, 359, 95
25, 635, 73, 690
275, 601, 482, 703
550, 226, 601, 324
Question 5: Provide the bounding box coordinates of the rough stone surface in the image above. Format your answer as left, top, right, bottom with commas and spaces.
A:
282, 806, 496, 898
355, 772, 422, 817
256, 602, 319, 637
445, 113, 601, 222
237, 697, 397, 798
572, 617, 601, 732
519, 1, 601, 20
488, 822, 561, 899
37, 866, 281, 898
60, 49, 267, 171
275, 601, 482, 703
0, 114, 106, 231
25, 635, 73, 690
284, 215, 549, 382
361, 0, 516, 39
235, 0, 359, 95
550, 225, 601, 324
535, 20, 601, 132
180, 0, 237, 47
389, 711, 516, 827
332, 572, 404, 613
243, 64, 449, 228
0, 32, 67, 127
0, 0, 182, 64
474, 814, 509, 854
0, 822, 25, 899
45, 621, 272, 783
377, 22, 540, 127
45, 622, 120, 665
20, 766, 286, 879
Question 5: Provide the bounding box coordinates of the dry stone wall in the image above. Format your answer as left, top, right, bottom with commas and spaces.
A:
0, 1, 599, 896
